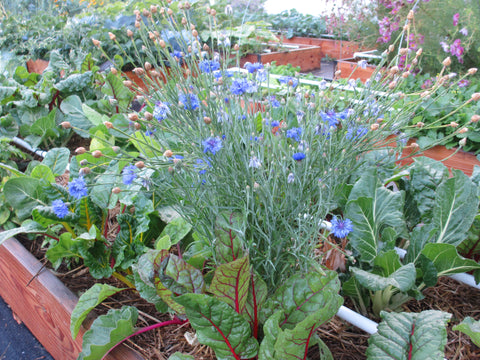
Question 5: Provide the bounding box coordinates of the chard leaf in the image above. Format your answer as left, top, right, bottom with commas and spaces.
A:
78, 306, 138, 360
30, 164, 55, 183
453, 317, 480, 347
351, 263, 416, 292
168, 353, 195, 360
102, 71, 134, 111
46, 232, 81, 268
163, 254, 205, 295
210, 256, 250, 314
421, 243, 480, 276
3, 177, 44, 220
71, 283, 125, 339
214, 212, 245, 263
261, 270, 342, 330
244, 271, 268, 333
345, 170, 405, 264
130, 130, 164, 159
0, 220, 45, 246
60, 95, 93, 137
175, 293, 259, 360
159, 217, 192, 245
431, 170, 478, 246
366, 310, 451, 360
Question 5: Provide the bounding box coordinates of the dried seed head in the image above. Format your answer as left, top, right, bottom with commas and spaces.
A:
442, 57, 452, 67
135, 161, 145, 169
112, 187, 121, 194
407, 10, 414, 20
133, 68, 145, 76
80, 167, 91, 175
92, 150, 103, 158
75, 147, 87, 154
399, 48, 408, 56
91, 38, 100, 47
134, 122, 141, 130
123, 80, 133, 87
192, 29, 198, 37
388, 44, 395, 53
450, 121, 459, 128
416, 122, 425, 128
159, 39, 166, 48
61, 121, 71, 129
163, 149, 173, 157
204, 116, 212, 124
468, 68, 478, 75
370, 123, 379, 131
459, 127, 468, 134
104, 121, 114, 129
471, 115, 480, 123
127, 29, 134, 37
459, 138, 467, 147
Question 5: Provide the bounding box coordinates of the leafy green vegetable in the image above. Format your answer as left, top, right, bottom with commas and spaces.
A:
453, 317, 480, 347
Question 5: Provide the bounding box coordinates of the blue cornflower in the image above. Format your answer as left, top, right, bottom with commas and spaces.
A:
319, 79, 328, 90
320, 110, 340, 128
270, 121, 280, 127
296, 110, 305, 122
68, 177, 88, 199
202, 137, 223, 155
173, 51, 183, 59
256, 69, 267, 82
278, 76, 299, 88
244, 62, 264, 73
346, 127, 368, 140
179, 93, 200, 111
52, 199, 69, 219
199, 60, 220, 73
248, 156, 261, 169
195, 158, 211, 175
330, 217, 353, 238
269, 96, 281, 108
292, 152, 306, 161
122, 165, 137, 185
145, 129, 156, 136
153, 101, 170, 121
230, 78, 257, 95
287, 173, 295, 183
286, 127, 302, 142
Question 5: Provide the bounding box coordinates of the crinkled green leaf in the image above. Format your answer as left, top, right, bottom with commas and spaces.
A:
421, 243, 480, 276
175, 293, 258, 360
351, 263, 416, 292
162, 254, 205, 295
54, 72, 93, 93
214, 212, 245, 264
261, 270, 342, 330
46, 232, 81, 268
78, 306, 138, 360
30, 164, 55, 183
345, 170, 405, 264
30, 109, 59, 141
3, 177, 44, 220
159, 217, 192, 246
60, 95, 93, 137
366, 310, 451, 360
453, 317, 480, 347
430, 170, 478, 246
71, 284, 125, 339
210, 256, 250, 313
42, 147, 70, 177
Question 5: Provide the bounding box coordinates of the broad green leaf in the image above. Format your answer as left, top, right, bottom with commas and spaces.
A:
54, 72, 93, 93
408, 157, 449, 222
175, 293, 259, 360
372, 250, 402, 277
453, 317, 480, 347
82, 104, 109, 126
42, 147, 70, 176
89, 162, 118, 209
168, 353, 195, 360
210, 256, 250, 313
214, 212, 245, 264
345, 169, 405, 264
71, 284, 125, 339
159, 217, 192, 246
30, 164, 55, 183
155, 235, 172, 251
78, 306, 138, 360
0, 221, 45, 246
244, 271, 268, 330
30, 109, 59, 141
405, 224, 436, 264
46, 232, 81, 268
102, 71, 134, 111
60, 95, 93, 137
3, 177, 44, 220
431, 170, 478, 246
0, 162, 25, 177
421, 243, 480, 276
258, 311, 283, 359
351, 263, 416, 292
366, 310, 451, 360
130, 130, 164, 159
261, 270, 342, 330
162, 254, 205, 295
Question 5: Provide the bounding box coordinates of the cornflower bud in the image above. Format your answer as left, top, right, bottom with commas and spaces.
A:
184, 2, 191, 10
182, 17, 187, 25
459, 138, 467, 147
468, 68, 478, 75
210, 9, 216, 16
390, 66, 399, 75
450, 121, 459, 128
187, 45, 192, 53
178, 3, 184, 9
204, 116, 212, 124
442, 57, 452, 67
192, 29, 198, 37
112, 187, 121, 194
234, 44, 240, 51
127, 29, 133, 37
164, 150, 173, 157
399, 48, 408, 56
411, 58, 418, 66
104, 121, 114, 129
92, 150, 103, 158
123, 80, 133, 87
79, 159, 88, 166
370, 123, 379, 131
135, 161, 145, 169
159, 39, 166, 48
150, 70, 160, 78
160, 7, 165, 14
110, 67, 118, 75
206, 6, 211, 14
134, 122, 141, 130
128, 113, 139, 121
403, 24, 410, 31
144, 111, 153, 121
388, 80, 397, 89
112, 146, 121, 153
420, 91, 430, 98
61, 121, 71, 129
335, 70, 341, 77
75, 147, 87, 154
417, 122, 425, 128
150, 5, 158, 13
190, 24, 196, 31
471, 115, 480, 123
407, 10, 414, 20
91, 38, 100, 47
459, 127, 468, 134
168, 166, 174, 173
402, 71, 410, 78
144, 62, 152, 71
472, 93, 480, 101
80, 167, 91, 175
133, 68, 145, 76
203, 43, 209, 51
108, 32, 116, 42
410, 142, 420, 151
388, 44, 395, 53
142, 9, 150, 17
135, 21, 141, 28
149, 31, 155, 40
167, 8, 173, 16
416, 48, 423, 57
134, 10, 140, 16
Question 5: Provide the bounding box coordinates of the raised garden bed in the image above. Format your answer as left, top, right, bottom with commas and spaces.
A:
335, 58, 377, 82
0, 236, 144, 360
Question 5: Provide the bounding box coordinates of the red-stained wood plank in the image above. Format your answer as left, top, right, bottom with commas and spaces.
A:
0, 237, 144, 360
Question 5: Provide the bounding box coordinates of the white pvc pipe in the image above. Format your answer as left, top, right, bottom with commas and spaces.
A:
12, 136, 47, 158
336, 305, 378, 334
